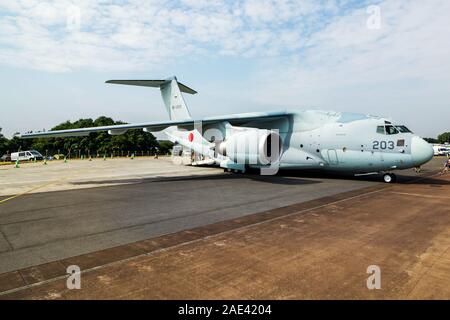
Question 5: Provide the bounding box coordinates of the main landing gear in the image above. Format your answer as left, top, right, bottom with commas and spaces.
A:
382, 173, 397, 183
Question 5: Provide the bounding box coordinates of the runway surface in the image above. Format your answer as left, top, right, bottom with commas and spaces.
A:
0, 158, 443, 275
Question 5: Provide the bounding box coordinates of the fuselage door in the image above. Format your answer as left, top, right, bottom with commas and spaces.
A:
327, 149, 338, 165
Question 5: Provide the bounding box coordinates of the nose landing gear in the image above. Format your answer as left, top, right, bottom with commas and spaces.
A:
383, 173, 397, 183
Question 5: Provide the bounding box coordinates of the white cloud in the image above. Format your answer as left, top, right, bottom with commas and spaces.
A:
244, 0, 276, 22
0, 0, 328, 72
252, 0, 450, 94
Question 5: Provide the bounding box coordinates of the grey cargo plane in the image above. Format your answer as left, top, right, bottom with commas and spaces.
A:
20, 76, 434, 183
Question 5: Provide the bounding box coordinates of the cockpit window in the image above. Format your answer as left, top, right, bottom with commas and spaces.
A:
385, 125, 399, 135
378, 123, 412, 134
395, 125, 412, 133
376, 126, 385, 134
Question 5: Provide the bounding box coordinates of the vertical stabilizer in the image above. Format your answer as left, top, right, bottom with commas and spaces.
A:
160, 77, 192, 120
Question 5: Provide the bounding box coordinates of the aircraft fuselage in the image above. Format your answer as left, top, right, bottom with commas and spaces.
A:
171, 110, 433, 175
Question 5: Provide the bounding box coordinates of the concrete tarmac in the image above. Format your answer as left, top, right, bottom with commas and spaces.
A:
0, 156, 219, 196
0, 157, 444, 276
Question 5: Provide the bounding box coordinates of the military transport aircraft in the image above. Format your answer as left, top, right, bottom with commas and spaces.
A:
20, 76, 433, 183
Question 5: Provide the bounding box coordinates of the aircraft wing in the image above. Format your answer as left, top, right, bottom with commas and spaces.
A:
19, 111, 290, 139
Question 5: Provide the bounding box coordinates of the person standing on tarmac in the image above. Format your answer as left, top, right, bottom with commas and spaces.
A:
441, 157, 450, 174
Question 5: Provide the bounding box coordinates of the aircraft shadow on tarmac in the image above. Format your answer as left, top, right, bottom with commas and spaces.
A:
70, 168, 449, 187
268, 167, 449, 185
71, 174, 322, 186
407, 175, 450, 185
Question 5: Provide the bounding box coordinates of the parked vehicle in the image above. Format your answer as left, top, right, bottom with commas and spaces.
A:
10, 150, 44, 162
1, 154, 11, 162
432, 145, 450, 156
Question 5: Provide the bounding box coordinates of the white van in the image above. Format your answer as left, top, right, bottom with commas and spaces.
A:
11, 150, 44, 162
432, 145, 450, 156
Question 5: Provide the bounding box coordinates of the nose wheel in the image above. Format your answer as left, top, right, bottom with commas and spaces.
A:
383, 173, 397, 183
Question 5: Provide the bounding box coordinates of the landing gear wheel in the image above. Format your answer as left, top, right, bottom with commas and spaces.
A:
383, 173, 396, 183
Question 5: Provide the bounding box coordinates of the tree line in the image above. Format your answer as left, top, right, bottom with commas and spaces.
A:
0, 116, 173, 157
424, 132, 450, 144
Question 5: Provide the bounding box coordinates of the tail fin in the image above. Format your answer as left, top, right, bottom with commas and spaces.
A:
106, 76, 195, 120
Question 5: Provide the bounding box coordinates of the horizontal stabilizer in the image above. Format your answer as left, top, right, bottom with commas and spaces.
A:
106, 80, 197, 94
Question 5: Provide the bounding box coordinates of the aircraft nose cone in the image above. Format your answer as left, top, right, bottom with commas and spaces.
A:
411, 136, 433, 166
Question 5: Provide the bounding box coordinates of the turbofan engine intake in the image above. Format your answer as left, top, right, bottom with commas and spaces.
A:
218, 129, 282, 165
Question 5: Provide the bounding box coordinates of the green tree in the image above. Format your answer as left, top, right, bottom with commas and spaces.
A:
423, 137, 438, 144
2, 118, 170, 158
26, 116, 160, 157
7, 135, 33, 153
437, 132, 450, 144
0, 128, 10, 155
158, 140, 174, 155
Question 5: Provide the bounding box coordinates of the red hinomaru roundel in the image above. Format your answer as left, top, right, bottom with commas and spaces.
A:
188, 132, 194, 142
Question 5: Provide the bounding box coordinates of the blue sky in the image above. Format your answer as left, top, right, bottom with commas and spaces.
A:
0, 0, 449, 138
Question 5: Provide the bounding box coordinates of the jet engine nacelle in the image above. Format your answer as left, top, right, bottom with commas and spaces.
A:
218, 128, 281, 165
